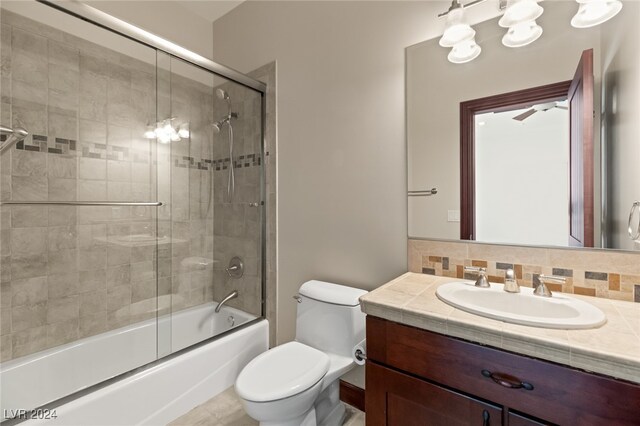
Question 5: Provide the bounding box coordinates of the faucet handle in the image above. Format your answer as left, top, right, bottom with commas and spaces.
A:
503, 268, 520, 293
534, 275, 565, 298
505, 268, 515, 281
464, 266, 490, 288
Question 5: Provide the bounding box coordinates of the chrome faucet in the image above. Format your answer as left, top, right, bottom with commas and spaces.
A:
503, 268, 520, 293
534, 275, 565, 298
464, 266, 490, 288
215, 290, 238, 313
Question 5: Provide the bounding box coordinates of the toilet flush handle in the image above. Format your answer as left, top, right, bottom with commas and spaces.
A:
293, 295, 302, 303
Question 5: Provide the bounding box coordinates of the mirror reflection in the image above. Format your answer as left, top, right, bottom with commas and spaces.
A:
407, 0, 640, 251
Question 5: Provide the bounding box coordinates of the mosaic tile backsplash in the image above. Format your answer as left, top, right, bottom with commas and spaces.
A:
409, 239, 640, 303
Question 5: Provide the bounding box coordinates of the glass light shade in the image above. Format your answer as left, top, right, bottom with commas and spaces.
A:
178, 125, 190, 139
502, 20, 543, 47
439, 8, 476, 47
571, 0, 622, 28
143, 126, 156, 139
157, 132, 171, 144
499, 0, 544, 28
448, 39, 482, 64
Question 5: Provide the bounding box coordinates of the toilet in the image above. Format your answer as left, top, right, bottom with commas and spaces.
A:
235, 280, 367, 426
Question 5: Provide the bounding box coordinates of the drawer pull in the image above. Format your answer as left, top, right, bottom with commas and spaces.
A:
481, 369, 534, 391
482, 410, 490, 426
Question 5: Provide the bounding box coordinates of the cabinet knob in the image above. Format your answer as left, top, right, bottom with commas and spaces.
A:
481, 369, 534, 391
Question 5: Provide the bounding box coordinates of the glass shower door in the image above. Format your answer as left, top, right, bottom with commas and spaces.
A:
0, 2, 164, 416
163, 55, 264, 355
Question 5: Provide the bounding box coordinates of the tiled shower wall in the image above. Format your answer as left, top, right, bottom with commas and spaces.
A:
0, 10, 266, 362
0, 9, 160, 362
209, 80, 263, 318
409, 239, 640, 303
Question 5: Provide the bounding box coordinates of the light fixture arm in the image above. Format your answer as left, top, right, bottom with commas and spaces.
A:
438, 0, 492, 18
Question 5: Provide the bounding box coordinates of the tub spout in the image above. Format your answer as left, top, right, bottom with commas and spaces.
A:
215, 290, 238, 313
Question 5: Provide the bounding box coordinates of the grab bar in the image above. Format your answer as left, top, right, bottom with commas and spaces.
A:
0, 201, 163, 206
408, 188, 438, 197
629, 201, 640, 241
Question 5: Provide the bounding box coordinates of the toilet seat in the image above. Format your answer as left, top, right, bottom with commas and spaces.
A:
236, 342, 330, 403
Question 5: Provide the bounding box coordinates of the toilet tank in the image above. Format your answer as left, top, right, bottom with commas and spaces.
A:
295, 280, 368, 358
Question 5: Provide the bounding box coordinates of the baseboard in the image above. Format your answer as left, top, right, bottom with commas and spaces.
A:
339, 380, 365, 412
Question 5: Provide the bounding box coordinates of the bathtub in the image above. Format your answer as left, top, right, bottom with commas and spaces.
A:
0, 302, 268, 425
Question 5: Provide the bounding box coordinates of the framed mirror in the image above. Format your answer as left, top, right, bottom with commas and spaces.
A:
407, 0, 640, 251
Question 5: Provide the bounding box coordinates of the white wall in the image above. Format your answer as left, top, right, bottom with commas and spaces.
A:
210, 1, 502, 343
407, 1, 602, 242
475, 108, 569, 246
85, 0, 214, 59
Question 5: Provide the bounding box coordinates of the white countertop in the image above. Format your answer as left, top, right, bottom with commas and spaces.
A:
360, 273, 640, 384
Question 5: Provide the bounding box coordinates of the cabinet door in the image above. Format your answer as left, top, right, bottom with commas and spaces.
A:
508, 412, 552, 426
367, 362, 502, 426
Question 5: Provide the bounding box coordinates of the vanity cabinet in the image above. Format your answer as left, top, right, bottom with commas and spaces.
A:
366, 317, 640, 425
368, 362, 502, 425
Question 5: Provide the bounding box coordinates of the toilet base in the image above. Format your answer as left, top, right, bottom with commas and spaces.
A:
319, 401, 345, 426
316, 380, 345, 426
259, 408, 316, 426
253, 380, 347, 426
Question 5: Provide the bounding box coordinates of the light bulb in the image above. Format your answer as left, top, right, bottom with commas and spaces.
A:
502, 20, 543, 47
439, 8, 475, 48
571, 0, 622, 28
170, 130, 181, 142
448, 39, 482, 64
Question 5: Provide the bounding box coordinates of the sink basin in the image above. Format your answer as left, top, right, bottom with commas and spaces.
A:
436, 281, 606, 329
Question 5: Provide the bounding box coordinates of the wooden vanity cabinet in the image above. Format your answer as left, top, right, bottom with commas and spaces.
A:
366, 317, 640, 425
368, 362, 502, 425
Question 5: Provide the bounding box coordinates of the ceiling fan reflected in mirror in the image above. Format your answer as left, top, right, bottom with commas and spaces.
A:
512, 101, 568, 121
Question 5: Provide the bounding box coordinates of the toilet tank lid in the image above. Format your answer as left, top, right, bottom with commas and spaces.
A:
299, 280, 368, 306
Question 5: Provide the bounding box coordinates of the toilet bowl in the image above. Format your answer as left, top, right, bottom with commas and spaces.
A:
235, 280, 367, 426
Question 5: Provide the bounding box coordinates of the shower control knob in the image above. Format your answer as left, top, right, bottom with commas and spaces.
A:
225, 257, 244, 279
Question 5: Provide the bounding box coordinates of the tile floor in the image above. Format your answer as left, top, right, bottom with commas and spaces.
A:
169, 387, 365, 426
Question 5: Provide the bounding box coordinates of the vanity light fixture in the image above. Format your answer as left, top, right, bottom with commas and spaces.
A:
499, 0, 544, 48
436, 0, 622, 64
571, 0, 622, 28
439, 0, 482, 63
144, 118, 189, 144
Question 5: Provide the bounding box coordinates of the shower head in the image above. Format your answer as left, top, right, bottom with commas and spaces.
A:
0, 126, 28, 155
216, 89, 229, 100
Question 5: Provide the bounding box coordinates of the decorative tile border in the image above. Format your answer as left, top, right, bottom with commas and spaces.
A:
173, 153, 262, 171
81, 143, 129, 161
49, 137, 76, 154
14, 134, 76, 154
9, 134, 264, 172
420, 255, 640, 302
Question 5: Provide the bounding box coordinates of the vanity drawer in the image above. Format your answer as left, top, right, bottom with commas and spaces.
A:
367, 316, 640, 425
